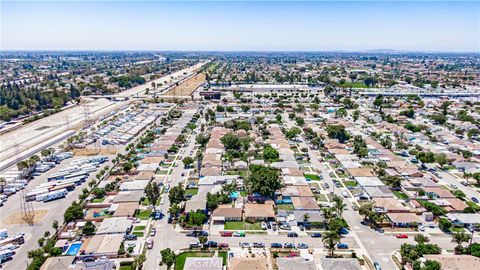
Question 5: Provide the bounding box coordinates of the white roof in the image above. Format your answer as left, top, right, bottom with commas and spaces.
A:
96, 217, 133, 235
119, 180, 149, 191
355, 176, 384, 187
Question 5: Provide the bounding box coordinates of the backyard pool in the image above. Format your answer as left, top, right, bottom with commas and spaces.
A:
65, 242, 82, 256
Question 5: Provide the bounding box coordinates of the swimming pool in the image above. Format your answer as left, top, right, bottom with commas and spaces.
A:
65, 242, 82, 256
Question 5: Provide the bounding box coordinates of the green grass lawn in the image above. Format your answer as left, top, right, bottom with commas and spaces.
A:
340, 82, 369, 88
393, 191, 409, 200
343, 180, 357, 187
185, 188, 198, 196
304, 174, 321, 181
135, 210, 152, 220
175, 252, 227, 270
224, 221, 261, 230
134, 225, 146, 231
92, 197, 105, 203
315, 194, 328, 202
276, 204, 294, 210
132, 231, 144, 237
451, 227, 465, 233
119, 263, 134, 270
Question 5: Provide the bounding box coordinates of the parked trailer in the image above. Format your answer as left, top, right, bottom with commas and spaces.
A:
0, 234, 24, 246
0, 250, 14, 263
50, 183, 75, 192
25, 188, 50, 202
37, 189, 68, 202
6, 183, 25, 191
47, 171, 71, 181
48, 170, 88, 181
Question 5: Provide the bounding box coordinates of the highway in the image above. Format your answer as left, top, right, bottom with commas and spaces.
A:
0, 62, 206, 172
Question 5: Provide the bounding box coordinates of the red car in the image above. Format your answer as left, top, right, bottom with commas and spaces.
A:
218, 243, 229, 248
396, 234, 408, 239
220, 231, 233, 237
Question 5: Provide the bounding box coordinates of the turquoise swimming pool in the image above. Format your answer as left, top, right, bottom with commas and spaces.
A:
65, 242, 82, 256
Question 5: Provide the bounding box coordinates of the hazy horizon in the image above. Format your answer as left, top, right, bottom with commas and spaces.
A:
1, 1, 479, 52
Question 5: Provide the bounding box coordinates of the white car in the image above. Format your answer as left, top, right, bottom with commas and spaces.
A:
261, 222, 267, 230
418, 225, 425, 232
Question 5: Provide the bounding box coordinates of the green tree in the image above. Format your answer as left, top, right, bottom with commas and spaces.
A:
64, 201, 84, 223
183, 157, 194, 168
82, 221, 95, 235
326, 124, 350, 143
244, 165, 282, 196
160, 248, 176, 269
145, 182, 160, 206
323, 230, 340, 257
169, 184, 185, 204
263, 145, 279, 162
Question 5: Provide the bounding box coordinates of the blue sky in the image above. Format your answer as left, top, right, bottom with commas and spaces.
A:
1, 1, 479, 52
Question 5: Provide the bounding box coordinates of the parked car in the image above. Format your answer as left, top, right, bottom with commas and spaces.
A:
374, 262, 382, 270
253, 242, 265, 248
261, 222, 267, 230
472, 197, 479, 204
220, 231, 233, 237
311, 233, 322, 238
189, 242, 201, 248
287, 232, 298, 238
150, 228, 156, 236
233, 231, 245, 237
124, 234, 137, 240
374, 227, 385, 233
203, 241, 217, 248
283, 243, 294, 248
270, 243, 282, 248
240, 242, 251, 248
418, 225, 425, 232
360, 220, 370, 226
297, 243, 308, 249
218, 243, 229, 248
395, 234, 408, 239
337, 243, 348, 249
186, 231, 196, 237
339, 228, 349, 235
280, 224, 291, 230
146, 237, 154, 249
324, 183, 329, 189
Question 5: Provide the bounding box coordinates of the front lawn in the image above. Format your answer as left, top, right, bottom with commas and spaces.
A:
451, 227, 465, 233
132, 231, 144, 237
134, 225, 146, 231
276, 204, 294, 210
304, 174, 321, 181
224, 221, 261, 230
185, 188, 198, 196
92, 197, 105, 203
343, 180, 357, 187
175, 252, 227, 270
393, 191, 409, 200
315, 194, 328, 202
135, 210, 152, 220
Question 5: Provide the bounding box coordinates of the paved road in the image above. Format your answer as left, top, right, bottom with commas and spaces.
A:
437, 171, 480, 201
143, 113, 201, 270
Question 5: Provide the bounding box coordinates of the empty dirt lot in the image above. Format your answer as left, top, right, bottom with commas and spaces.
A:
162, 73, 206, 97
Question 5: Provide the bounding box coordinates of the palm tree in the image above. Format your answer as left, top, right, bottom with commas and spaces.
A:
323, 230, 340, 257
359, 204, 373, 221
332, 195, 346, 218
303, 213, 310, 223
